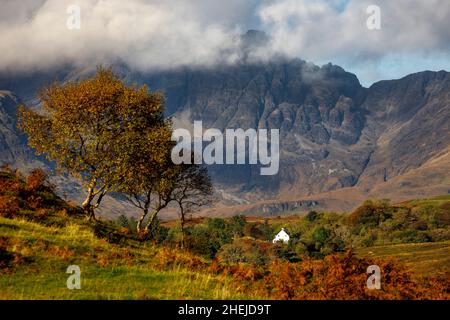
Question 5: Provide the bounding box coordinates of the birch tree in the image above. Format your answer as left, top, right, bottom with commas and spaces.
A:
18, 67, 168, 219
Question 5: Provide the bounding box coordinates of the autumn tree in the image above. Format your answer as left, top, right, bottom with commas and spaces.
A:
120, 142, 213, 236
119, 135, 176, 234
18, 67, 169, 219
170, 164, 213, 247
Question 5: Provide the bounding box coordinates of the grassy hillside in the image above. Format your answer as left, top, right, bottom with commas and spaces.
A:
355, 241, 450, 277
0, 217, 252, 299
398, 194, 450, 209
1, 168, 449, 300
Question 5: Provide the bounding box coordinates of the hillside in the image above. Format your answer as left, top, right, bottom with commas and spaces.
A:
1, 168, 449, 299
0, 167, 247, 299
0, 59, 449, 217
0, 217, 250, 299
143, 67, 450, 207
355, 241, 450, 277
2, 215, 449, 299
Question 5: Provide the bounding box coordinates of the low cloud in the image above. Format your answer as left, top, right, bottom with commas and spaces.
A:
258, 0, 450, 62
0, 0, 448, 84
0, 0, 254, 72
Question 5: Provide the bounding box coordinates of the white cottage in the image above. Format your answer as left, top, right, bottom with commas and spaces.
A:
272, 228, 290, 244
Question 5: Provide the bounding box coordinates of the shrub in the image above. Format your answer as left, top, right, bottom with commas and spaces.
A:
305, 211, 319, 222
218, 243, 246, 263
26, 169, 53, 193
228, 250, 450, 300
347, 200, 393, 228
432, 209, 450, 228
396, 230, 431, 243
226, 215, 247, 237
243, 223, 266, 239
218, 238, 274, 265
0, 195, 20, 218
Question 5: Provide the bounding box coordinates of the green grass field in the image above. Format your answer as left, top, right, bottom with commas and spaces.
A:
355, 241, 450, 277
0, 217, 256, 300
0, 218, 450, 300
398, 194, 450, 209
2, 216, 449, 299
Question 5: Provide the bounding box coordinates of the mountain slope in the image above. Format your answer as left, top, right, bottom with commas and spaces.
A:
0, 90, 44, 169
142, 65, 450, 207
143, 59, 371, 199
357, 71, 450, 188
0, 62, 449, 215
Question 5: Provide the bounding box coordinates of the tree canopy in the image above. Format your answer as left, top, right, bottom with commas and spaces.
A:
18, 67, 171, 219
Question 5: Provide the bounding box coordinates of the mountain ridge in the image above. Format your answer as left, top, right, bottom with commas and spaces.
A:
0, 61, 449, 217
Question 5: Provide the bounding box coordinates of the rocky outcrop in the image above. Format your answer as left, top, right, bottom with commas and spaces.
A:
0, 91, 25, 164
241, 200, 320, 215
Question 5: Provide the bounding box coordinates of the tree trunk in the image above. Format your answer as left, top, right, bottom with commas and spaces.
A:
143, 208, 160, 233
82, 186, 95, 220
93, 187, 108, 210
136, 208, 148, 234
180, 205, 185, 249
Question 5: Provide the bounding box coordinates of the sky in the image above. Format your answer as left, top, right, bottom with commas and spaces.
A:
0, 0, 449, 86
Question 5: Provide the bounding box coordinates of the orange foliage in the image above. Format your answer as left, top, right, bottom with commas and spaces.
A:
95, 246, 135, 267
0, 196, 20, 218
0, 167, 79, 219
47, 245, 75, 261
26, 169, 53, 193
227, 250, 450, 300
154, 247, 209, 271
140, 246, 448, 300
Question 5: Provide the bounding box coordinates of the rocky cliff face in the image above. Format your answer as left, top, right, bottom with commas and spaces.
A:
0, 91, 28, 165
0, 60, 449, 213
141, 59, 371, 198
0, 90, 46, 171
0, 91, 19, 163
357, 71, 450, 189
141, 62, 449, 204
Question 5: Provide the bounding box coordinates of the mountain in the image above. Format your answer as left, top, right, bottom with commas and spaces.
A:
0, 57, 449, 216
141, 63, 450, 209
0, 90, 45, 169
0, 91, 21, 164
142, 59, 368, 197
358, 71, 450, 188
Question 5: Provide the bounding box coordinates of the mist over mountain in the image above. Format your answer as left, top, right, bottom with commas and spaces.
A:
2, 0, 450, 87
0, 50, 449, 216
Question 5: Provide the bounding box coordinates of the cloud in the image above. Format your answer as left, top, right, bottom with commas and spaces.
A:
0, 0, 448, 85
257, 0, 450, 61
255, 0, 450, 85
0, 0, 259, 72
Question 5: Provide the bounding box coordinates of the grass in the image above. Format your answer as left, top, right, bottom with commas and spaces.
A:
0, 217, 257, 300
2, 216, 449, 299
355, 241, 450, 277
2, 169, 449, 299
398, 194, 450, 208
1, 265, 246, 299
